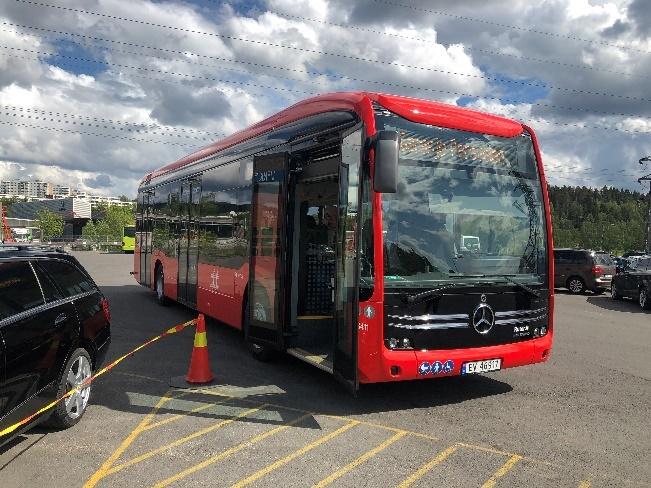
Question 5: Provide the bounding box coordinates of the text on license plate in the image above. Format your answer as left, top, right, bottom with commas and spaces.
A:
462, 359, 502, 374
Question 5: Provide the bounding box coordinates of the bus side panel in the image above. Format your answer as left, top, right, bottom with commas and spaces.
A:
133, 246, 141, 283
196, 263, 241, 329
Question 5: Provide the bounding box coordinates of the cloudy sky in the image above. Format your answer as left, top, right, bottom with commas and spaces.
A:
0, 0, 649, 197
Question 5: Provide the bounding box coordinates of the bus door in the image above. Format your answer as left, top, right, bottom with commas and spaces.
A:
138, 191, 153, 287
246, 152, 290, 349
178, 178, 201, 307
332, 130, 362, 392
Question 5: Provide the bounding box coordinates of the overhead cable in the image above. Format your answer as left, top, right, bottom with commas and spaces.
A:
4, 23, 651, 120
11, 0, 651, 103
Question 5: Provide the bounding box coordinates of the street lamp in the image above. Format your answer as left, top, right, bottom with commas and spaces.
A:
638, 156, 651, 254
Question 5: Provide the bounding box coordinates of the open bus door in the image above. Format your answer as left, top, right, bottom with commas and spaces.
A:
246, 152, 290, 350
332, 129, 362, 392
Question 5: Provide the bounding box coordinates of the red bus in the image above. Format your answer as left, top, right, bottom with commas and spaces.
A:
134, 92, 554, 391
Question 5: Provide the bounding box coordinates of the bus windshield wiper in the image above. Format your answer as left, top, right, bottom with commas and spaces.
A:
492, 274, 540, 298
406, 283, 464, 305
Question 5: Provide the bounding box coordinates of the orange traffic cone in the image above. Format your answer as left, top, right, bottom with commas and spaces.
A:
185, 314, 214, 384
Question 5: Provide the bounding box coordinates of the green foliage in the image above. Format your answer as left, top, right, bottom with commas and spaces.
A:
549, 185, 647, 254
84, 205, 135, 239
37, 209, 64, 239
0, 197, 19, 216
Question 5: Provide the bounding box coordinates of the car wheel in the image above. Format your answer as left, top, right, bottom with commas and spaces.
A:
611, 283, 622, 300
47, 348, 93, 429
639, 287, 651, 310
243, 293, 274, 362
155, 265, 167, 306
567, 277, 585, 294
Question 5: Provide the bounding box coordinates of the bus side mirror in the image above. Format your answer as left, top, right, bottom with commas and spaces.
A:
373, 130, 400, 193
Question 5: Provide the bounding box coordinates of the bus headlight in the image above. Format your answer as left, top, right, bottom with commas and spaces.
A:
388, 338, 399, 349
540, 326, 547, 336
402, 338, 412, 349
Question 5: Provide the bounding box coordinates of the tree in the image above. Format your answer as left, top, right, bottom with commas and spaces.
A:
549, 185, 646, 254
84, 205, 135, 239
37, 209, 64, 240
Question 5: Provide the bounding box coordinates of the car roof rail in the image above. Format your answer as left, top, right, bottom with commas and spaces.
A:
0, 243, 66, 253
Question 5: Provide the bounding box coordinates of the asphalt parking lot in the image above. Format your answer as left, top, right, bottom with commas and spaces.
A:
1, 252, 649, 487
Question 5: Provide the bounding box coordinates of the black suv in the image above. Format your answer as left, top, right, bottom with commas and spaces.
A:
553, 249, 616, 294
0, 245, 110, 447
611, 256, 651, 309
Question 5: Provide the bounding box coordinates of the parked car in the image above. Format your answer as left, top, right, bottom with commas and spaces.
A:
553, 248, 617, 294
622, 251, 646, 258
0, 244, 111, 447
611, 255, 651, 309
71, 238, 92, 251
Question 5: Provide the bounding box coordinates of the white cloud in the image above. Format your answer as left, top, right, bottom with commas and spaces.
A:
0, 0, 647, 197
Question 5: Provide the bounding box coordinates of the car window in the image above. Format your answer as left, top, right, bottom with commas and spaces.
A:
594, 254, 614, 266
554, 250, 568, 263
32, 263, 65, 302
570, 251, 588, 264
0, 261, 45, 320
38, 260, 95, 297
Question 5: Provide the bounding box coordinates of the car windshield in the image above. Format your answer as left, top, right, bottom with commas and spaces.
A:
376, 111, 547, 289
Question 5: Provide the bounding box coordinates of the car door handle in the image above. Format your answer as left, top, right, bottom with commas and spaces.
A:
54, 313, 68, 326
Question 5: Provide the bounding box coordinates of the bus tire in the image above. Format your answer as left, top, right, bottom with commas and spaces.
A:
155, 264, 167, 306
243, 292, 274, 362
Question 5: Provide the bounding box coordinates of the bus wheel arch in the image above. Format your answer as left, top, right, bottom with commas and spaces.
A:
154, 261, 167, 306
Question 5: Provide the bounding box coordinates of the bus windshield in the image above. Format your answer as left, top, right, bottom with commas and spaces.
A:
376, 112, 547, 289
124, 226, 136, 238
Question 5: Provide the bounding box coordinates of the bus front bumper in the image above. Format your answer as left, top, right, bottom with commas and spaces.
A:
359, 333, 553, 383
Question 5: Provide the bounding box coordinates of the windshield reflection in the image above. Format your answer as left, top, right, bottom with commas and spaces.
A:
377, 114, 547, 288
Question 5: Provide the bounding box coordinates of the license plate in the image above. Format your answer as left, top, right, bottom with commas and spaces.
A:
603, 274, 612, 279
462, 359, 502, 374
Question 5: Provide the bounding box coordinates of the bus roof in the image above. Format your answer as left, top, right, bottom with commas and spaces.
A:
143, 92, 524, 184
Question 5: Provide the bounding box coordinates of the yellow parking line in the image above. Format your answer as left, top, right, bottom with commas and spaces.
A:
578, 481, 591, 488
481, 454, 522, 488
458, 442, 519, 458
84, 389, 183, 488
153, 412, 314, 488
142, 396, 232, 431
115, 371, 166, 384
313, 431, 408, 488
396, 444, 459, 488
216, 395, 433, 440
231, 420, 360, 488
106, 403, 268, 476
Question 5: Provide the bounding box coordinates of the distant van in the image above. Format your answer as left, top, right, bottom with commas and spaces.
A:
460, 235, 480, 252
12, 228, 31, 243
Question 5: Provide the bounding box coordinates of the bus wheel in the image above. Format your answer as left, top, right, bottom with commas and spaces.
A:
155, 265, 167, 306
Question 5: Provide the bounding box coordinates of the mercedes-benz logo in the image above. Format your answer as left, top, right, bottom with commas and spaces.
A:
472, 302, 495, 334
